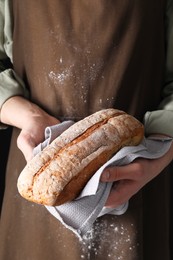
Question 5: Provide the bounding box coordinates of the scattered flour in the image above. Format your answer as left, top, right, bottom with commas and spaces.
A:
79, 218, 139, 260
48, 68, 72, 85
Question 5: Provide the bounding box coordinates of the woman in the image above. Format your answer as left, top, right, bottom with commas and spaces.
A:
0, 0, 173, 259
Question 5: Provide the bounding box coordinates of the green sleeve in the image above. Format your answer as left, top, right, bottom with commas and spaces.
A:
144, 0, 173, 137
0, 0, 28, 128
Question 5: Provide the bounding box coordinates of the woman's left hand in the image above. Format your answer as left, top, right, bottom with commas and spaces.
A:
100, 141, 173, 208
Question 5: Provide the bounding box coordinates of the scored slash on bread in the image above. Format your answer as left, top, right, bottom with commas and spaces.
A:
17, 108, 144, 206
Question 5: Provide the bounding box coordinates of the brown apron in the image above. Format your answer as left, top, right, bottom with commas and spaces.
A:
0, 1, 171, 259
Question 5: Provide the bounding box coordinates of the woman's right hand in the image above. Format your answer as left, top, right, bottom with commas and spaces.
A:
17, 111, 59, 161
1, 96, 60, 161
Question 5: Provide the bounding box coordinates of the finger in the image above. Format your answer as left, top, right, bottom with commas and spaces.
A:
17, 132, 36, 161
100, 165, 129, 182
100, 162, 141, 182
105, 180, 135, 208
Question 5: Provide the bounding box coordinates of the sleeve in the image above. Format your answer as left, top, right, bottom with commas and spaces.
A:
0, 0, 29, 128
143, 0, 173, 137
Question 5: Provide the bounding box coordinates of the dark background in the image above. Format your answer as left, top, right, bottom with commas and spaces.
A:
0, 127, 12, 213
171, 173, 173, 257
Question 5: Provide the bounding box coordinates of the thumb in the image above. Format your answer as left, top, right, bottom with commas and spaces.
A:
17, 131, 36, 162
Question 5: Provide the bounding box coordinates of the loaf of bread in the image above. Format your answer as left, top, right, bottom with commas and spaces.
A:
17, 108, 144, 206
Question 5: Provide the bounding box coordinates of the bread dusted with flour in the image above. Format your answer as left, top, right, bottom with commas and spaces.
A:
17, 109, 144, 206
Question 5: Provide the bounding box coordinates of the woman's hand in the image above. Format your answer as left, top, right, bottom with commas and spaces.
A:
101, 140, 173, 208
17, 112, 59, 161
1, 96, 60, 161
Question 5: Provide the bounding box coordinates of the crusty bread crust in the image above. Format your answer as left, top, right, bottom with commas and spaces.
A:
17, 109, 144, 206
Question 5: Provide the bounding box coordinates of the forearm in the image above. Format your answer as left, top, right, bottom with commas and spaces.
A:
1, 95, 60, 131
1, 96, 47, 129
1, 96, 60, 161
